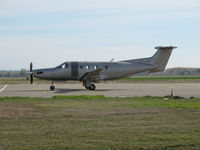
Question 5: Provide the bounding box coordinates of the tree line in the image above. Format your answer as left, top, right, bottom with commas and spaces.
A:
151, 68, 200, 76
0, 69, 27, 78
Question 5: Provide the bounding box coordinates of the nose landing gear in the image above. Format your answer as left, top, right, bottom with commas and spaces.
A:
50, 81, 55, 91
83, 81, 96, 91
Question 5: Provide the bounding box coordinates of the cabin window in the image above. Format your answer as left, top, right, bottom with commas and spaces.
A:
86, 66, 90, 70
105, 65, 108, 70
94, 66, 98, 69
80, 65, 83, 69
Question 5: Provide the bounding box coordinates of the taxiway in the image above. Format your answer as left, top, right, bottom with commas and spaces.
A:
0, 83, 199, 98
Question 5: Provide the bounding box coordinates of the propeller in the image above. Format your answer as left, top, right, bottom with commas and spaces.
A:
30, 62, 33, 84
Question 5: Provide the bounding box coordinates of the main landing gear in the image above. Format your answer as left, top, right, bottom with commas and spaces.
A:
83, 81, 96, 91
50, 81, 55, 91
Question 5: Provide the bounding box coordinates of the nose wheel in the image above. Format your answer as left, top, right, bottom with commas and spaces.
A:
50, 82, 55, 91
50, 85, 55, 91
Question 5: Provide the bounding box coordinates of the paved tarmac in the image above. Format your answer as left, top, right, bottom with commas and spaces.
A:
0, 83, 200, 98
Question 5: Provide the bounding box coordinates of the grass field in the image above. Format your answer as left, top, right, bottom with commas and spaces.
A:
1, 76, 200, 84
119, 76, 200, 83
0, 95, 200, 150
123, 76, 200, 80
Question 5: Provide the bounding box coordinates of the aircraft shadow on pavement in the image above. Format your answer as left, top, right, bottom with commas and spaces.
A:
9, 89, 46, 92
8, 88, 123, 93
55, 88, 117, 94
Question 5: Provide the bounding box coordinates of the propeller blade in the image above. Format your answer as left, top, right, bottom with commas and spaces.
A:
30, 62, 33, 84
30, 74, 33, 84
30, 62, 33, 72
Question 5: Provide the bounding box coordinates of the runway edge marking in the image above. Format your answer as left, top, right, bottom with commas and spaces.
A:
0, 85, 8, 93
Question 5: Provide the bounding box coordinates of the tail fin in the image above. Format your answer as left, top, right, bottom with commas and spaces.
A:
150, 46, 177, 73
121, 46, 177, 73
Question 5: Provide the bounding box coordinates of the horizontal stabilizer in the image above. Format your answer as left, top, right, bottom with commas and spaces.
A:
155, 46, 177, 50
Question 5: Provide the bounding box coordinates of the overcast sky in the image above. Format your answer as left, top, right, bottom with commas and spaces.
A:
0, 0, 200, 70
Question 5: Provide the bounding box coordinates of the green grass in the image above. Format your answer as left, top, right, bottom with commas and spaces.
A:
1, 95, 200, 109
122, 76, 200, 80
1, 96, 200, 150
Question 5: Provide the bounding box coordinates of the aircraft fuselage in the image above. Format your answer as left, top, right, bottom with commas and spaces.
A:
33, 61, 156, 81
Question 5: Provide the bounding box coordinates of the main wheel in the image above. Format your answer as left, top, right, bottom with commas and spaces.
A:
85, 86, 90, 90
89, 84, 96, 91
50, 85, 55, 91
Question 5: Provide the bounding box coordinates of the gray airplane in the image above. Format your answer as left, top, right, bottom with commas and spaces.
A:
29, 46, 176, 91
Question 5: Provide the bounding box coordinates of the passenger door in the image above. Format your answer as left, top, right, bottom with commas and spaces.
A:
71, 62, 78, 80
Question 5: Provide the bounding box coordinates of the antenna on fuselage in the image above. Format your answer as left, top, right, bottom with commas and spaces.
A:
110, 58, 115, 62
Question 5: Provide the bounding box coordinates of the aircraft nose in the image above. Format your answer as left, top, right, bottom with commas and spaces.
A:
33, 69, 44, 77
33, 68, 55, 79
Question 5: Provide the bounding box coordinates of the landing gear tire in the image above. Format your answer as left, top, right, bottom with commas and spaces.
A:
50, 85, 55, 91
83, 81, 96, 91
89, 84, 96, 91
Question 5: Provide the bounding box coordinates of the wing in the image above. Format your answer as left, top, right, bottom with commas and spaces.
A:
79, 68, 102, 82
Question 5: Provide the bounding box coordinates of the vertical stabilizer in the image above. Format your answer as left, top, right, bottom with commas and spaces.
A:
150, 46, 177, 72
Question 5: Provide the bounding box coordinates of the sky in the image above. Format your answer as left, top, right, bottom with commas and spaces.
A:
0, 0, 200, 70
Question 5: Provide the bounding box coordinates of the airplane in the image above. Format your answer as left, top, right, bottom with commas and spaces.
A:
29, 46, 177, 91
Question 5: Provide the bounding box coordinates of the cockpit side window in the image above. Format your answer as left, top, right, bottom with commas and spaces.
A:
57, 63, 68, 69
61, 64, 68, 69
62, 64, 66, 69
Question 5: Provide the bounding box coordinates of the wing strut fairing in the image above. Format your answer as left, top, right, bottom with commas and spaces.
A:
79, 68, 102, 82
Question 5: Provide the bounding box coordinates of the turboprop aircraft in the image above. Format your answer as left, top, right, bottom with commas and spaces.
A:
29, 46, 176, 91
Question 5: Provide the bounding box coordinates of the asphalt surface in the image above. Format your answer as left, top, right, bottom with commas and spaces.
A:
0, 83, 200, 98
